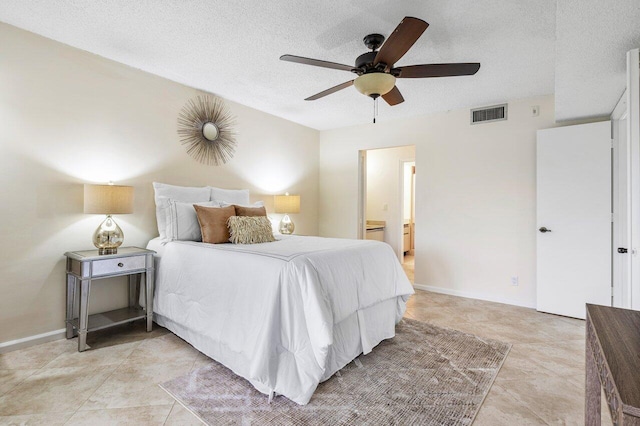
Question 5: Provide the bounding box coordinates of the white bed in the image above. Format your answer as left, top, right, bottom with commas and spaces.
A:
147, 234, 413, 405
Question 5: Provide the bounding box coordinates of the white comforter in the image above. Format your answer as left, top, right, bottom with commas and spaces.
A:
148, 235, 413, 405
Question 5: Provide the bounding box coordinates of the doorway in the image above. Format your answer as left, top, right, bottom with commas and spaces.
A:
401, 161, 415, 282
358, 145, 416, 283
610, 48, 640, 311
612, 92, 630, 308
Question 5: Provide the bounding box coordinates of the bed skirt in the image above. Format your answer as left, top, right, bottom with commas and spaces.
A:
154, 296, 405, 403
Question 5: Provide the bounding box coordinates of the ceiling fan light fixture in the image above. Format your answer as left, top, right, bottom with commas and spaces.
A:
280, 16, 478, 109
353, 73, 396, 98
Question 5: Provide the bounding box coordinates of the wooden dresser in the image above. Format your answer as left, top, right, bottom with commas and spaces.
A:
586, 304, 640, 425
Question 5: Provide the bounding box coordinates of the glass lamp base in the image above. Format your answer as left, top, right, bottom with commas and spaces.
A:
93, 215, 124, 255
98, 247, 118, 255
279, 214, 295, 234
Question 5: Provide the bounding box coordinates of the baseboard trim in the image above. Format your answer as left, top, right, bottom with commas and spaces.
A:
413, 283, 536, 310
0, 328, 66, 354
1, 286, 535, 354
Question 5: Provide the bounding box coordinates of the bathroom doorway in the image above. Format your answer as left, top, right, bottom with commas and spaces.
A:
401, 160, 415, 283
358, 145, 416, 284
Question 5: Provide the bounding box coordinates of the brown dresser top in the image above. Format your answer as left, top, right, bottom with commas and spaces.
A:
587, 304, 640, 414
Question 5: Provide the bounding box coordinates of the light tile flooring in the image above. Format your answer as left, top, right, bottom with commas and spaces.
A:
405, 292, 612, 425
402, 253, 414, 283
0, 291, 612, 425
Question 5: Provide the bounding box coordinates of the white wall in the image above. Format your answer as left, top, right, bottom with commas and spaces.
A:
0, 23, 319, 344
403, 162, 415, 222
320, 96, 557, 308
365, 146, 415, 257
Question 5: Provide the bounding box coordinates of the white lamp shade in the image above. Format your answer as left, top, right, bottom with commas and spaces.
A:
84, 184, 134, 214
353, 73, 396, 97
274, 194, 300, 214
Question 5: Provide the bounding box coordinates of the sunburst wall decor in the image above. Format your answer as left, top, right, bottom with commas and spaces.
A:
177, 95, 237, 166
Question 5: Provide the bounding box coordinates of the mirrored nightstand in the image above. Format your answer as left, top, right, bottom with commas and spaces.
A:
64, 247, 155, 352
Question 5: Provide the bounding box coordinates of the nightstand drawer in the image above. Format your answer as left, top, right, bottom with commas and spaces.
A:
92, 255, 146, 276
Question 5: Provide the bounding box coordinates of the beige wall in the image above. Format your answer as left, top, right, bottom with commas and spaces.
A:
0, 23, 319, 344
319, 95, 557, 308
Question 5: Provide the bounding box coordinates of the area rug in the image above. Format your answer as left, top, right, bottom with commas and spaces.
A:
160, 319, 510, 425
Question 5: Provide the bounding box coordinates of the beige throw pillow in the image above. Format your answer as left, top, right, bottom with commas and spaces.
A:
194, 205, 236, 244
228, 216, 275, 244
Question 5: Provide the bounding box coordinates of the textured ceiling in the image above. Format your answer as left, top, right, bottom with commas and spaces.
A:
0, 1, 636, 129
555, 0, 640, 121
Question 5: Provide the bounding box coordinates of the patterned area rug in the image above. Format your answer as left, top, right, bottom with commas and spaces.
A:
160, 319, 510, 425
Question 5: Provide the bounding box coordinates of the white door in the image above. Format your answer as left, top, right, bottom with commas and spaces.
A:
627, 48, 640, 310
536, 121, 612, 319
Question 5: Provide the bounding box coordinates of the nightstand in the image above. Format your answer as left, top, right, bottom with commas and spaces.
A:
64, 247, 156, 352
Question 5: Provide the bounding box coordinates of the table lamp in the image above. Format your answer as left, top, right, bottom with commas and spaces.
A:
274, 193, 300, 234
84, 183, 134, 255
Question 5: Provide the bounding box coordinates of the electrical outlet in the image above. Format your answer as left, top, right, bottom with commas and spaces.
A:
510, 276, 519, 286
531, 106, 540, 117
383, 204, 388, 211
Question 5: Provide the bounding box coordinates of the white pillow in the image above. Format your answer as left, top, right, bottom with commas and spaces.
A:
165, 199, 220, 241
209, 187, 250, 205
153, 182, 210, 238
220, 200, 264, 208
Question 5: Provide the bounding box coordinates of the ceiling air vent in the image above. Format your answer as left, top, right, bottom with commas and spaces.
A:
470, 104, 507, 125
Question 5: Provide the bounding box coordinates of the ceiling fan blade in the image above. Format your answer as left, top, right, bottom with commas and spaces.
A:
280, 54, 355, 72
374, 17, 429, 69
394, 63, 481, 78
305, 80, 354, 101
382, 86, 404, 106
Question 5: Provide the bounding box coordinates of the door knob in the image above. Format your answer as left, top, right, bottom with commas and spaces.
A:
618, 248, 628, 254
539, 227, 552, 233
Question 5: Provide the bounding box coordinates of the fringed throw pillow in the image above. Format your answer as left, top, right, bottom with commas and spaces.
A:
227, 216, 275, 244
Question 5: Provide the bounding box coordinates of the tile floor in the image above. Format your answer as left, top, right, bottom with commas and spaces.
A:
0, 291, 612, 425
402, 253, 414, 283
405, 292, 612, 426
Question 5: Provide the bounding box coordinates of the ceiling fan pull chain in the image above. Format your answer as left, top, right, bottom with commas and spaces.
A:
372, 97, 380, 124
373, 98, 376, 124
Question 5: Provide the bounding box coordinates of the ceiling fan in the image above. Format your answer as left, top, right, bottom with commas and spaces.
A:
280, 16, 480, 111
